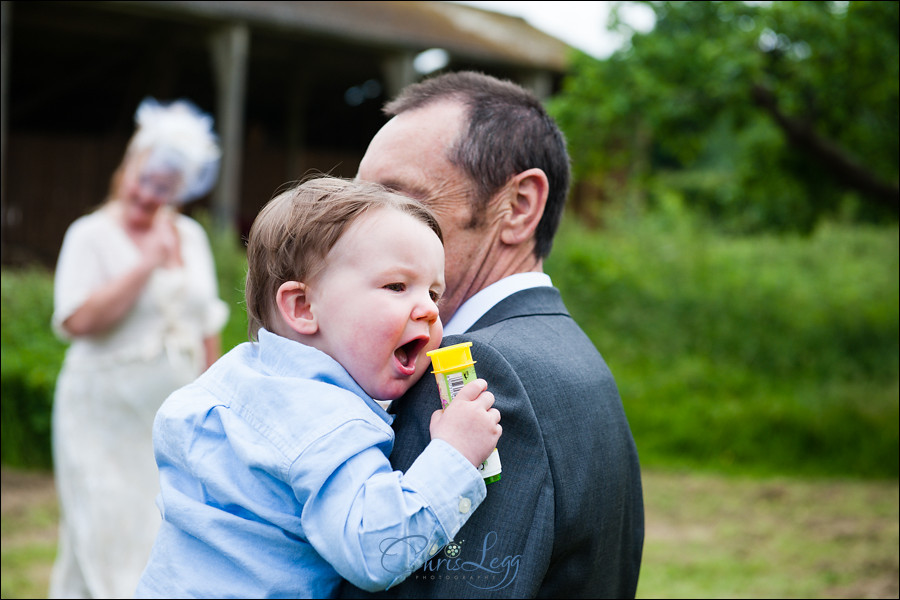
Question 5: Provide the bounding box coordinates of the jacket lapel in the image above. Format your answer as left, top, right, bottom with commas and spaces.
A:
468, 286, 572, 331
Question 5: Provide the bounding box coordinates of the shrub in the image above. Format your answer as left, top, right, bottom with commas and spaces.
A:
545, 213, 899, 478
1, 268, 65, 469
0, 214, 248, 470
3, 212, 898, 479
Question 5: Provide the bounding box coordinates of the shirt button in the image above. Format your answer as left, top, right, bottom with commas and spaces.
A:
459, 497, 472, 513
429, 543, 440, 556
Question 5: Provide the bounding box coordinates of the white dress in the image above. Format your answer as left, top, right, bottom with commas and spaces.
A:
48, 206, 229, 599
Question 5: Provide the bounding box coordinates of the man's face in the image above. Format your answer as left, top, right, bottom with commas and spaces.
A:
357, 101, 497, 322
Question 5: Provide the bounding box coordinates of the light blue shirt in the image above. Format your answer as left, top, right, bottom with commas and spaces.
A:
136, 329, 485, 599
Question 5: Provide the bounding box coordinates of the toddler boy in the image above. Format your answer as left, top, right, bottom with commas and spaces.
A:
136, 177, 501, 598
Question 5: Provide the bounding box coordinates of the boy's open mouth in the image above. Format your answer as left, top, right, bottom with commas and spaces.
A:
394, 336, 429, 370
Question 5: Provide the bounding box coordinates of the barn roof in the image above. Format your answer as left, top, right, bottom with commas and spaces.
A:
101, 0, 571, 71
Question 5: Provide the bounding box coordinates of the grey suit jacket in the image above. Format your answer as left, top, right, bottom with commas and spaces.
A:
343, 286, 644, 598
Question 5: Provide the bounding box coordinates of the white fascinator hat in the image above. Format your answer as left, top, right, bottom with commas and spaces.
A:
128, 97, 222, 204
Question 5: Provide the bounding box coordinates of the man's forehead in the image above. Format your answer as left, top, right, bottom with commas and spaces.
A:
381, 100, 465, 148
354, 162, 432, 203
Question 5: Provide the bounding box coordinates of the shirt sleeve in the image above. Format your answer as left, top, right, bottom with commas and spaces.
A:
339, 338, 555, 599
51, 216, 109, 340
292, 419, 486, 592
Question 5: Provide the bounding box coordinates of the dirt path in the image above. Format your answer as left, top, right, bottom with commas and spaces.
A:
1, 468, 59, 599
2, 468, 57, 518
1, 467, 59, 549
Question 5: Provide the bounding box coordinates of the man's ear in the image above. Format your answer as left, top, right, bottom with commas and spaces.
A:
275, 281, 318, 336
499, 168, 548, 246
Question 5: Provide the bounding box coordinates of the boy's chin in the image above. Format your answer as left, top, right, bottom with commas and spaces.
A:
372, 377, 423, 404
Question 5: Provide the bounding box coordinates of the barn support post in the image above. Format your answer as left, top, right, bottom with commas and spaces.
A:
209, 23, 249, 233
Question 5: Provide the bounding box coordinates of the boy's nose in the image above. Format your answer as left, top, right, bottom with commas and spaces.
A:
412, 295, 439, 323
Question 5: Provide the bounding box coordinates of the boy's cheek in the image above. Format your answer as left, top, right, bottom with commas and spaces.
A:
416, 354, 430, 376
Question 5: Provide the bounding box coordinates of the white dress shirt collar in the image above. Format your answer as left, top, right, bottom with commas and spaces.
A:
443, 272, 552, 336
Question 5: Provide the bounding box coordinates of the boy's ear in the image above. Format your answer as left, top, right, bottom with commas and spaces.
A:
275, 281, 318, 336
499, 168, 548, 247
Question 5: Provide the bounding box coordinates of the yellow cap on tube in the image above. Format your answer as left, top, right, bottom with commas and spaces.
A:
428, 342, 476, 374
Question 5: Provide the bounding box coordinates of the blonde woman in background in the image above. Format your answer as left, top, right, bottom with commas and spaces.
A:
49, 98, 229, 598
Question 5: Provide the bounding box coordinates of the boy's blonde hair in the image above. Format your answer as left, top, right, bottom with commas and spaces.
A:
245, 176, 443, 340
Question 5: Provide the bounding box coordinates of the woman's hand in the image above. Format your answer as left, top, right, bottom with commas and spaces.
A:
141, 212, 180, 269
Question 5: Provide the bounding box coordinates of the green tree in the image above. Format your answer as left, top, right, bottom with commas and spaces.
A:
549, 0, 899, 232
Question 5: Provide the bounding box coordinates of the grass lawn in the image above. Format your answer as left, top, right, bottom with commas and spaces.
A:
638, 470, 898, 598
2, 467, 897, 599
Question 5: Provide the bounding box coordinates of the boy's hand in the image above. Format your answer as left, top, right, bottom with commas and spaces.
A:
429, 379, 501, 468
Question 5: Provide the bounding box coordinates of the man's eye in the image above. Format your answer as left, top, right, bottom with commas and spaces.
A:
384, 283, 405, 292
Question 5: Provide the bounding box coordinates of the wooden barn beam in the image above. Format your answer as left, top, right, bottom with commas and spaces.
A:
209, 23, 249, 233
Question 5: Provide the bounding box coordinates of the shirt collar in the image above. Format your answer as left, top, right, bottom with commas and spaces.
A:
443, 272, 552, 336
256, 328, 394, 423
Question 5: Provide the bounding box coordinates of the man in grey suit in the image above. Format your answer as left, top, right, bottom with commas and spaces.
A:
347, 71, 644, 598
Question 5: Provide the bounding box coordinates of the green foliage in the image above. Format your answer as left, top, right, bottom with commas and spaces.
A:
193, 210, 249, 352
0, 217, 249, 470
548, 0, 899, 233
545, 212, 899, 478
1, 269, 65, 470
3, 214, 897, 479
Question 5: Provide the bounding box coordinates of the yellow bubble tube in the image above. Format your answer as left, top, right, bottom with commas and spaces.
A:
427, 342, 501, 484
